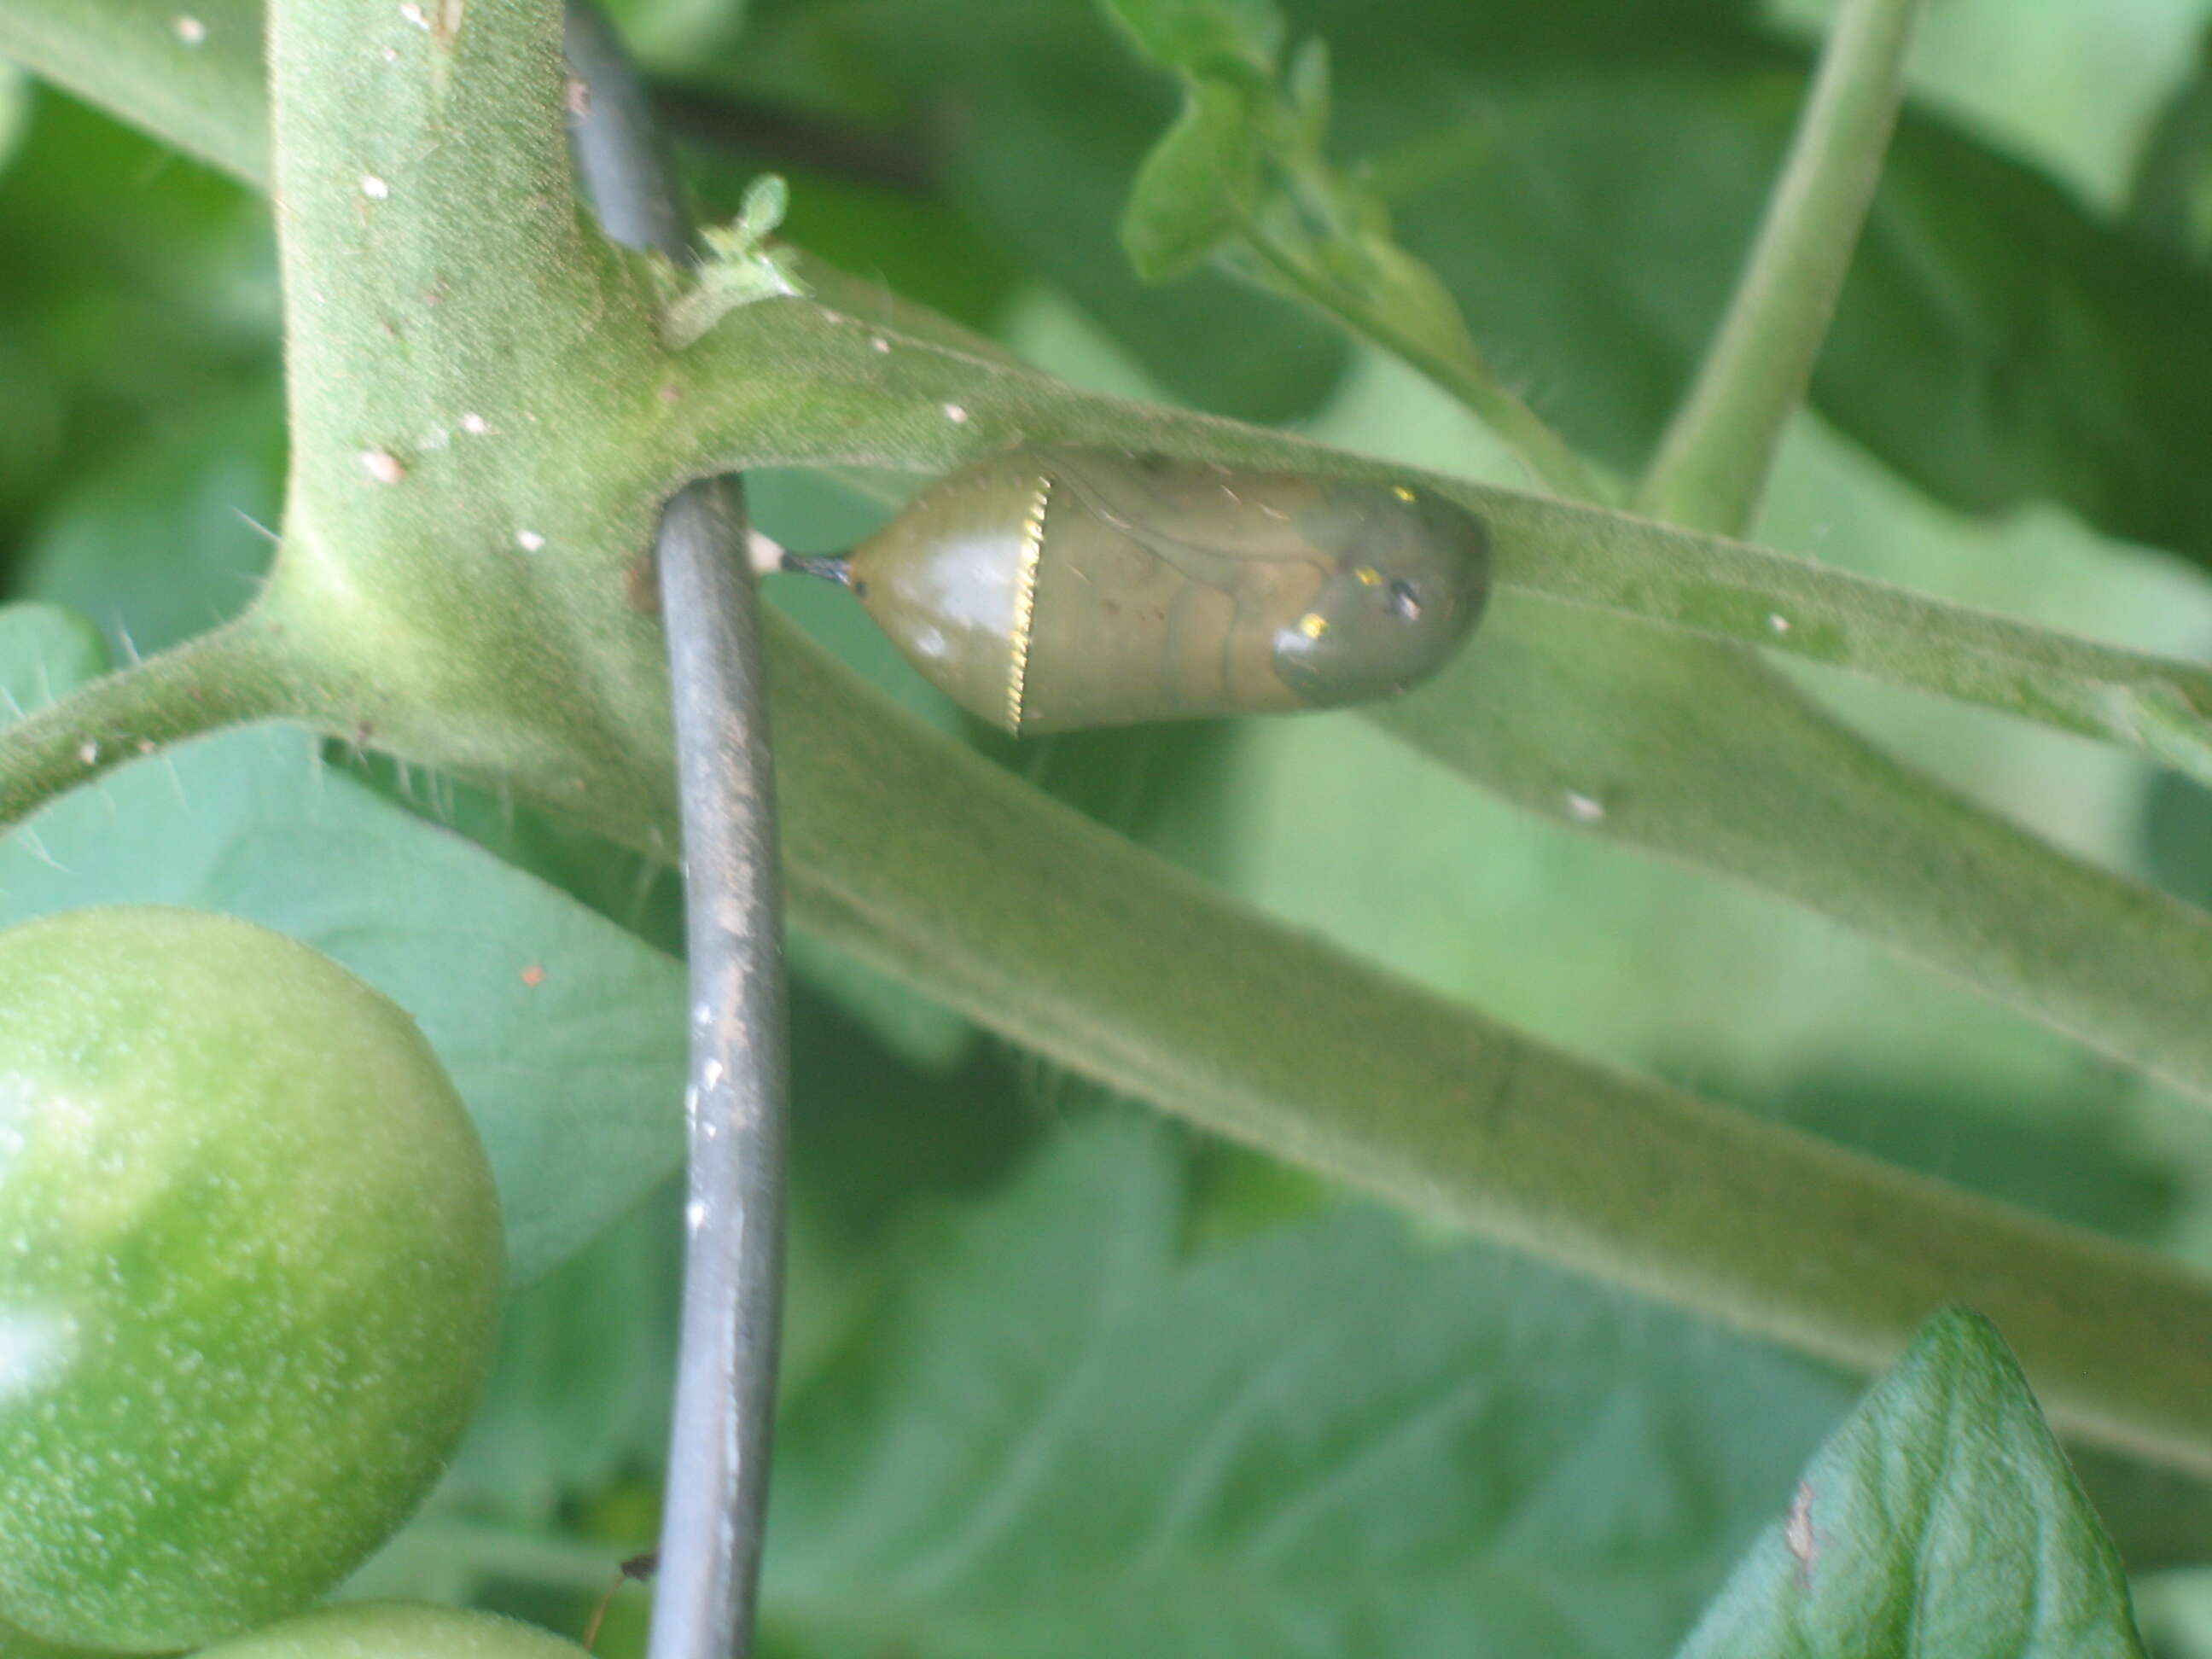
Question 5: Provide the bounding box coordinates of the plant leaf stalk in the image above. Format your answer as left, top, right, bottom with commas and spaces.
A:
0, 615, 308, 828
1637, 0, 1928, 533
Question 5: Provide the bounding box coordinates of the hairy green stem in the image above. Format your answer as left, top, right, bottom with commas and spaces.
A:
16, 0, 2207, 782
653, 304, 2212, 785
0, 617, 307, 828
1373, 606, 2212, 1109
1637, 0, 1926, 532
19, 0, 2212, 1497
767, 632, 2212, 1481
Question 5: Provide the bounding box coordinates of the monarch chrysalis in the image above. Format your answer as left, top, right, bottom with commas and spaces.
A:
791, 445, 1491, 736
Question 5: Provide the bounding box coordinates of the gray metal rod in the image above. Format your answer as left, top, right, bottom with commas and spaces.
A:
562, 9, 789, 1657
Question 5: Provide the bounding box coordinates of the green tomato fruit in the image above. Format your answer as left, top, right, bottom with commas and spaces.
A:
0, 1614, 96, 1659
196, 1603, 590, 1659
0, 907, 504, 1653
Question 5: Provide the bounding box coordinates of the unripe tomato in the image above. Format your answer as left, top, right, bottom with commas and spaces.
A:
0, 1615, 91, 1658
0, 908, 504, 1653
196, 1603, 590, 1659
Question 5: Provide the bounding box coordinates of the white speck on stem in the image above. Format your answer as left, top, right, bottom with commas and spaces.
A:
399, 1, 428, 26
701, 1059, 725, 1088
1768, 613, 1791, 634
77, 741, 99, 766
1564, 790, 1606, 824
460, 412, 489, 435
360, 449, 406, 485
515, 529, 546, 553
1786, 1481, 1818, 1580
870, 336, 890, 353
942, 403, 969, 423
686, 1199, 707, 1232
360, 175, 391, 201
173, 15, 207, 45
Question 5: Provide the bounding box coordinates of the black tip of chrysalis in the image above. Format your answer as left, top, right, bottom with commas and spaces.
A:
780, 551, 854, 587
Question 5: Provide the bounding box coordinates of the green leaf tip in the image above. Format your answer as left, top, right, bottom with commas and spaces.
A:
1121, 79, 1260, 281
1094, 0, 1284, 84
655, 173, 808, 350
1099, 0, 1602, 496
1674, 1307, 2147, 1659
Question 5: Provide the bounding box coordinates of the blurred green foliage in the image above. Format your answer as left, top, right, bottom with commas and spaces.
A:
8, 0, 2212, 1650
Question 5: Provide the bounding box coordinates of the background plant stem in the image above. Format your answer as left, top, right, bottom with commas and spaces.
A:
1637, 0, 1927, 533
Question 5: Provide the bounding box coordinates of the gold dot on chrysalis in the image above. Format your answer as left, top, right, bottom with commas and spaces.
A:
1392, 485, 1417, 503
1297, 613, 1329, 639
1354, 566, 1382, 586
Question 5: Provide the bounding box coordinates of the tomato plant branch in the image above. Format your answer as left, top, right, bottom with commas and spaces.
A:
565, 6, 789, 1657
1636, 0, 1926, 533
1371, 608, 2212, 1109
18, 0, 2212, 769
765, 630, 2212, 1481
22, 2, 2212, 768
0, 616, 312, 830
654, 321, 2212, 787
21, 0, 2212, 1494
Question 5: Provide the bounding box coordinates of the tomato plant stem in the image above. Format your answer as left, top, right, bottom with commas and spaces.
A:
0, 616, 310, 831
1636, 0, 1927, 533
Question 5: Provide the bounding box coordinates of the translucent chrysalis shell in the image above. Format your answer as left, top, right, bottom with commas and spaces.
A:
845, 445, 1491, 735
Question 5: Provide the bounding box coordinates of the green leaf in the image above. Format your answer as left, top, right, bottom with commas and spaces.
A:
0, 65, 26, 171
658, 172, 809, 347
2143, 768, 2212, 913
1674, 1308, 2147, 1659
1284, 35, 1329, 143
1339, 45, 2212, 576
0, 604, 111, 717
956, 64, 1351, 421
2125, 26, 2212, 264
13, 380, 283, 655
0, 90, 277, 539
0, 608, 686, 1287
1120, 79, 1260, 282
1094, 0, 1282, 83
0, 0, 265, 184
602, 0, 748, 68
766, 1116, 1859, 1659
433, 1179, 683, 1528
